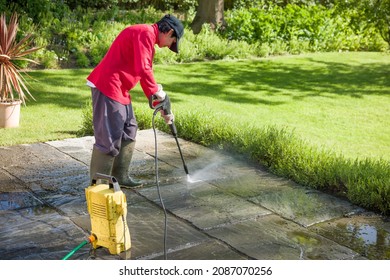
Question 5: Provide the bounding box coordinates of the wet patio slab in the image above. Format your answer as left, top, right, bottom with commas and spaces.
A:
206, 214, 365, 260
0, 206, 89, 260
138, 181, 271, 230
309, 214, 390, 259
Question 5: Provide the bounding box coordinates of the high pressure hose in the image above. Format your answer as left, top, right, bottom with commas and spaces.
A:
152, 108, 168, 260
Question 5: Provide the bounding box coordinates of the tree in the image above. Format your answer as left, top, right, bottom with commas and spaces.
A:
334, 0, 390, 47
371, 0, 390, 46
190, 0, 226, 34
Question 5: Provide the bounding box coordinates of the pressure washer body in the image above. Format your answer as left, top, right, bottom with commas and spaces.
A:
85, 173, 131, 254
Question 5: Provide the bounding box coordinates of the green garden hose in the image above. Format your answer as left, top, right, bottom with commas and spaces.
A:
62, 235, 95, 260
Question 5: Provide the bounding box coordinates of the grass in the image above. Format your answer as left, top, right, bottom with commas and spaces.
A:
145, 51, 390, 161
1, 52, 389, 163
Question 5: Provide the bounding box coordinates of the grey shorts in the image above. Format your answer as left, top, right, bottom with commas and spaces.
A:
91, 87, 138, 156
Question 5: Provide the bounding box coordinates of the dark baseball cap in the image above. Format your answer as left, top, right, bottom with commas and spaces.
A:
158, 14, 184, 53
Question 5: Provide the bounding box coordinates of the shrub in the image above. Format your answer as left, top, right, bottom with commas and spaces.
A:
346, 159, 390, 214
154, 25, 258, 64
224, 2, 388, 54
75, 51, 90, 68
77, 98, 93, 137
35, 49, 60, 69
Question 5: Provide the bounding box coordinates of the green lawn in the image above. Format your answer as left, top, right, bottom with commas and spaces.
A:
152, 52, 390, 161
1, 52, 389, 161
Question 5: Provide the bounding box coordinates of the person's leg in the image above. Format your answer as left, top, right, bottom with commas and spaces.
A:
89, 88, 124, 181
111, 103, 143, 187
90, 145, 115, 182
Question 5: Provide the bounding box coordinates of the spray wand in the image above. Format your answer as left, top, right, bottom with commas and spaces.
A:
149, 93, 192, 260
149, 94, 189, 176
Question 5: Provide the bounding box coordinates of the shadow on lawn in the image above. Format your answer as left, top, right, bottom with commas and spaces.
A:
24, 56, 389, 109
24, 69, 92, 109
159, 56, 389, 106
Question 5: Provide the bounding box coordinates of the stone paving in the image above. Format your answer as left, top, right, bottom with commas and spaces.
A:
0, 129, 389, 260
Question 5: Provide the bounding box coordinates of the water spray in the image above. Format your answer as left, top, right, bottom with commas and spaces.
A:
186, 174, 202, 184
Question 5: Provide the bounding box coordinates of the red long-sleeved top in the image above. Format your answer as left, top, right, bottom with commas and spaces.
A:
87, 23, 160, 105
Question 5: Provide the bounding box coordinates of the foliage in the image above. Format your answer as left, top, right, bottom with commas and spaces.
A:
77, 98, 93, 137
154, 23, 265, 65
346, 158, 390, 214
373, 0, 390, 44
0, 12, 41, 103
0, 2, 386, 69
5, 0, 70, 25
223, 2, 388, 53
333, 0, 390, 46
65, 0, 197, 13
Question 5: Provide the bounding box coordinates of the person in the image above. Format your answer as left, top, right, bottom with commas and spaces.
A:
86, 14, 184, 187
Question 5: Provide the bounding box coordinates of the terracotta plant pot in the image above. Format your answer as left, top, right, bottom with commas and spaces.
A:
0, 100, 22, 128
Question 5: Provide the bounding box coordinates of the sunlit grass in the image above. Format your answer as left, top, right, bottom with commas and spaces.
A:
148, 52, 390, 161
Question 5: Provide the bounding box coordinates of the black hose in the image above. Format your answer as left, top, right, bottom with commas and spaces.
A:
152, 109, 168, 260
151, 106, 190, 260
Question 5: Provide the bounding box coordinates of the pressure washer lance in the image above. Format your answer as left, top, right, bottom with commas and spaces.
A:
149, 93, 189, 176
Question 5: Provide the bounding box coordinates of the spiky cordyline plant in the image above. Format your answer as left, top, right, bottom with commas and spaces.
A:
0, 12, 41, 104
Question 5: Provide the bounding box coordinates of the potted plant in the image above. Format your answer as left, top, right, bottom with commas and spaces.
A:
0, 12, 41, 128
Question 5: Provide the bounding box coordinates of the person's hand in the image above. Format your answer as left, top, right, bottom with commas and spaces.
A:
154, 84, 166, 101
160, 110, 174, 125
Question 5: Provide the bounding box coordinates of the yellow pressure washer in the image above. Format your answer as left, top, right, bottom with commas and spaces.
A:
85, 173, 131, 255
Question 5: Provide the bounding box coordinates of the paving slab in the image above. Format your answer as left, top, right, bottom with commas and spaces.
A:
206, 214, 365, 260
249, 186, 364, 227
0, 206, 89, 260
0, 129, 389, 260
309, 213, 390, 259
0, 143, 85, 184
138, 181, 271, 230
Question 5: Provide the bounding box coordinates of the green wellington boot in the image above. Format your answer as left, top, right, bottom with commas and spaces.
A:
111, 140, 144, 188
89, 145, 115, 182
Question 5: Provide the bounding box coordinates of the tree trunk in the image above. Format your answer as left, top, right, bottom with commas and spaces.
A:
190, 0, 226, 34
